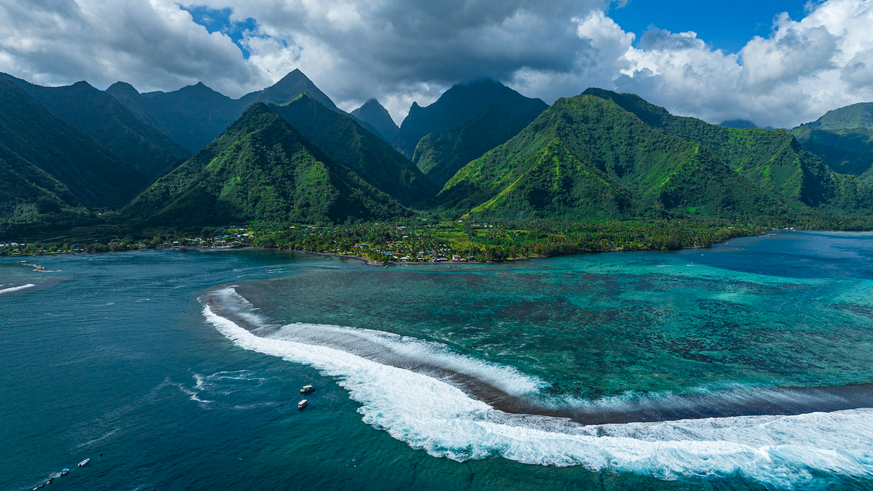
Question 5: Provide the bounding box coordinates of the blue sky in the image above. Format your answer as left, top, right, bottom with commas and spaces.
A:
181, 1, 813, 59
1, 0, 870, 128
609, 0, 809, 53
181, 5, 258, 58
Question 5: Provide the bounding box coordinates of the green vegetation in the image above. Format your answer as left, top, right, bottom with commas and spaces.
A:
106, 69, 343, 153
247, 219, 767, 262
719, 119, 758, 129
788, 103, 873, 179
239, 69, 341, 111
414, 102, 547, 187
0, 73, 190, 179
393, 79, 548, 158
9, 214, 873, 261
434, 93, 784, 221
0, 80, 148, 236
805, 102, 873, 131
268, 94, 437, 205
4, 77, 873, 265
0, 81, 147, 208
124, 104, 408, 227
584, 88, 873, 213
351, 99, 400, 144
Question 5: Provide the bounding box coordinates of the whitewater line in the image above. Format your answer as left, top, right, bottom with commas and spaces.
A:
0, 283, 35, 295
202, 298, 873, 488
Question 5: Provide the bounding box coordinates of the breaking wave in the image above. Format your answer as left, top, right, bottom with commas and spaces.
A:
201, 287, 873, 488
0, 283, 35, 295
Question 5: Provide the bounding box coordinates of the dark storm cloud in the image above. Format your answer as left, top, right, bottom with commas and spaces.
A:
217, 0, 608, 103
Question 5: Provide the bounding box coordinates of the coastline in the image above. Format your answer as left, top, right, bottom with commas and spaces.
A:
0, 229, 774, 264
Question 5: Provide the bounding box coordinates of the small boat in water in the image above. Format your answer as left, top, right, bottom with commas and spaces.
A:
60, 468, 69, 476
78, 458, 90, 467
298, 399, 308, 410
300, 385, 315, 394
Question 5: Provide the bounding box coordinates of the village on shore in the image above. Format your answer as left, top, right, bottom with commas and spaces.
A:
0, 218, 779, 262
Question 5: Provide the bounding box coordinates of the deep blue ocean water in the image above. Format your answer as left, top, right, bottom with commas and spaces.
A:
3, 231, 873, 490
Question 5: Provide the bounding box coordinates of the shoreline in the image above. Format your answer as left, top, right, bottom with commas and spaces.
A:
0, 229, 778, 264
282, 248, 547, 266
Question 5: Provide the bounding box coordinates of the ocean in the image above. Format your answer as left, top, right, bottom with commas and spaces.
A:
3, 231, 873, 490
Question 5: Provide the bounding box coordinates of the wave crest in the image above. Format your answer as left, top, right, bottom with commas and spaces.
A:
201, 287, 873, 487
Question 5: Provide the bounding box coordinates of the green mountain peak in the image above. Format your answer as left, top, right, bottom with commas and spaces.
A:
394, 80, 548, 159
351, 98, 399, 145
268, 95, 436, 206
0, 80, 147, 235
434, 89, 873, 221
125, 103, 408, 227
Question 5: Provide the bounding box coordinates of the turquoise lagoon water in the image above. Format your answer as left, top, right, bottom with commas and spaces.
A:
3, 231, 873, 490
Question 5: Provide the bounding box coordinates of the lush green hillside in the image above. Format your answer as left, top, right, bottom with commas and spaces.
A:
0, 146, 85, 236
351, 99, 399, 144
434, 93, 783, 221
790, 125, 873, 155
584, 89, 873, 213
268, 93, 436, 206
413, 103, 545, 188
788, 103, 873, 178
239, 69, 339, 111
790, 130, 873, 176
0, 74, 190, 179
720, 119, 758, 129
393, 79, 548, 158
0, 80, 146, 209
807, 102, 873, 131
124, 104, 408, 227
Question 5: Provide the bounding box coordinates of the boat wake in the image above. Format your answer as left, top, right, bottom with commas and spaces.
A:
201, 286, 873, 487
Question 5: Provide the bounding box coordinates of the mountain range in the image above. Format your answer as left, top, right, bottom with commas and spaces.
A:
267, 93, 436, 206
0, 73, 189, 180
393, 79, 548, 159
105, 69, 343, 153
0, 80, 149, 234
433, 91, 785, 220
124, 104, 407, 227
789, 103, 873, 182
1, 68, 872, 236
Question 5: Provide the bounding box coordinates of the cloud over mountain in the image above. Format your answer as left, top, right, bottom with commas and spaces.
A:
0, 0, 259, 97
1, 0, 872, 127
552, 0, 873, 128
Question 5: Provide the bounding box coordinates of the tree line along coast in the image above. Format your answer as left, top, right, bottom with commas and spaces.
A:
2, 69, 873, 260
3, 216, 862, 262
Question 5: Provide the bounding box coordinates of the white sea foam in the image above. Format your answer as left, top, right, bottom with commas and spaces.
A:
203, 288, 873, 488
0, 283, 34, 295
210, 287, 544, 397
273, 322, 545, 397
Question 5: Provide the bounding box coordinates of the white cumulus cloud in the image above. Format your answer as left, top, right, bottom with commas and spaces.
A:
0, 0, 871, 126
569, 0, 873, 128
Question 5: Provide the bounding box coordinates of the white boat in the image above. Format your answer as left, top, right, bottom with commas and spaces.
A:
300, 385, 315, 394
60, 468, 69, 476
78, 458, 90, 467
298, 399, 308, 410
